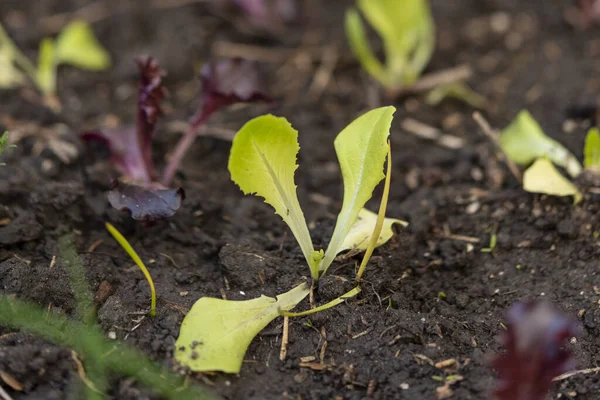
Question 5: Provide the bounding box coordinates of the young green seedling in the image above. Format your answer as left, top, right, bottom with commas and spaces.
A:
0, 20, 110, 105
175, 107, 405, 373
105, 222, 157, 317
345, 0, 435, 91
0, 131, 15, 166
584, 127, 600, 171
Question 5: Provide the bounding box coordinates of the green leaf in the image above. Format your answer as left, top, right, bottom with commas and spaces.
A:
338, 208, 407, 257
0, 47, 26, 88
229, 115, 317, 278
499, 110, 582, 178
584, 127, 600, 171
344, 8, 388, 86
353, 0, 435, 87
174, 282, 310, 373
55, 21, 111, 70
0, 131, 15, 166
523, 158, 581, 204
37, 38, 56, 95
425, 82, 486, 108
320, 106, 395, 275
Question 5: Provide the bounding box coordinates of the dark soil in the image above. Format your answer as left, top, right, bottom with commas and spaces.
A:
2, 0, 600, 399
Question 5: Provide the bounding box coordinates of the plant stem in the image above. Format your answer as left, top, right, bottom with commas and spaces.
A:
355, 142, 392, 282
281, 286, 361, 317
161, 124, 202, 186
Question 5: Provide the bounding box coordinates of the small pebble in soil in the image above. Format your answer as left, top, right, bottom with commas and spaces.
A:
556, 219, 577, 239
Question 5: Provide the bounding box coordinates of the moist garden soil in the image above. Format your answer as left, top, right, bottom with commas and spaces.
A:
2, 0, 600, 399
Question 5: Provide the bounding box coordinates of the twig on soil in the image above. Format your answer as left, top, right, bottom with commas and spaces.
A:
0, 372, 22, 393
72, 351, 102, 394
308, 45, 339, 100
473, 112, 522, 183
401, 119, 465, 150
279, 316, 289, 361
87, 239, 104, 253
402, 65, 473, 94
0, 384, 14, 400
436, 233, 481, 244
553, 366, 600, 382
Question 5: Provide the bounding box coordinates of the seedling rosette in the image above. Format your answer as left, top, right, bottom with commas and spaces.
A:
174, 106, 407, 373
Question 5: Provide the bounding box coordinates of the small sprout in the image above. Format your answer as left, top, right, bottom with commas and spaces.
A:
499, 110, 582, 178
584, 127, 600, 171
345, 0, 435, 91
105, 222, 157, 317
491, 300, 579, 400
523, 158, 582, 204
425, 81, 487, 109
0, 131, 16, 166
516, 264, 522, 271
438, 291, 447, 298
431, 375, 444, 382
481, 233, 497, 253
0, 20, 110, 99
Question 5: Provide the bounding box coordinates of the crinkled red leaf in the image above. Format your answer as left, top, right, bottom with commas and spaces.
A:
82, 128, 151, 184
135, 56, 168, 181
190, 58, 270, 128
491, 301, 579, 400
108, 180, 185, 222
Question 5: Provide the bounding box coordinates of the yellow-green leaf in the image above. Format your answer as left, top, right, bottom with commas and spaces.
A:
0, 47, 26, 88
55, 20, 111, 70
523, 158, 581, 204
584, 127, 600, 171
499, 110, 582, 177
174, 282, 309, 373
37, 38, 56, 95
320, 106, 395, 274
228, 115, 317, 278
338, 208, 407, 257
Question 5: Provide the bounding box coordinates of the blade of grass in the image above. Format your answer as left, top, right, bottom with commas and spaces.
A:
355, 141, 392, 282
105, 222, 156, 317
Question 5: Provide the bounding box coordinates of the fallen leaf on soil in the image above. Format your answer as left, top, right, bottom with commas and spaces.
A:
175, 282, 309, 373
523, 158, 582, 204
499, 110, 582, 178
337, 208, 407, 258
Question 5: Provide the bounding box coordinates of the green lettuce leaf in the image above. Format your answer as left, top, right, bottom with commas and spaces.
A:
523, 158, 581, 204
55, 20, 111, 70
320, 106, 395, 274
228, 115, 318, 278
584, 127, 600, 171
499, 110, 582, 178
174, 282, 309, 373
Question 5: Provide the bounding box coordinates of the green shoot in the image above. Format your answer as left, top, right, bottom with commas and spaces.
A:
0, 131, 15, 166
345, 0, 435, 90
499, 110, 582, 178
281, 286, 362, 317
105, 222, 157, 317
481, 233, 497, 253
584, 127, 600, 171
355, 141, 392, 281
0, 20, 110, 98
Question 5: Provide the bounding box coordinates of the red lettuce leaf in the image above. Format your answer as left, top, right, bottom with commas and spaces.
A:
491, 301, 579, 400
108, 180, 184, 221
189, 58, 270, 128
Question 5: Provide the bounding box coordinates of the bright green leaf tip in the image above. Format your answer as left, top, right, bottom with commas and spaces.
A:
584, 127, 600, 171
55, 20, 111, 70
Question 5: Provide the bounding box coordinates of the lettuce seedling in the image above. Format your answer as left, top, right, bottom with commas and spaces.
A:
83, 56, 184, 221
0, 131, 15, 166
0, 20, 110, 101
174, 107, 405, 373
84, 57, 267, 221
345, 0, 435, 91
491, 300, 579, 400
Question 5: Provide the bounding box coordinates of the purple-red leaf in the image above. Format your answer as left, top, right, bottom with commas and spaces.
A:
491, 301, 579, 400
108, 180, 184, 222
189, 58, 270, 128
82, 128, 151, 184
135, 56, 168, 181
